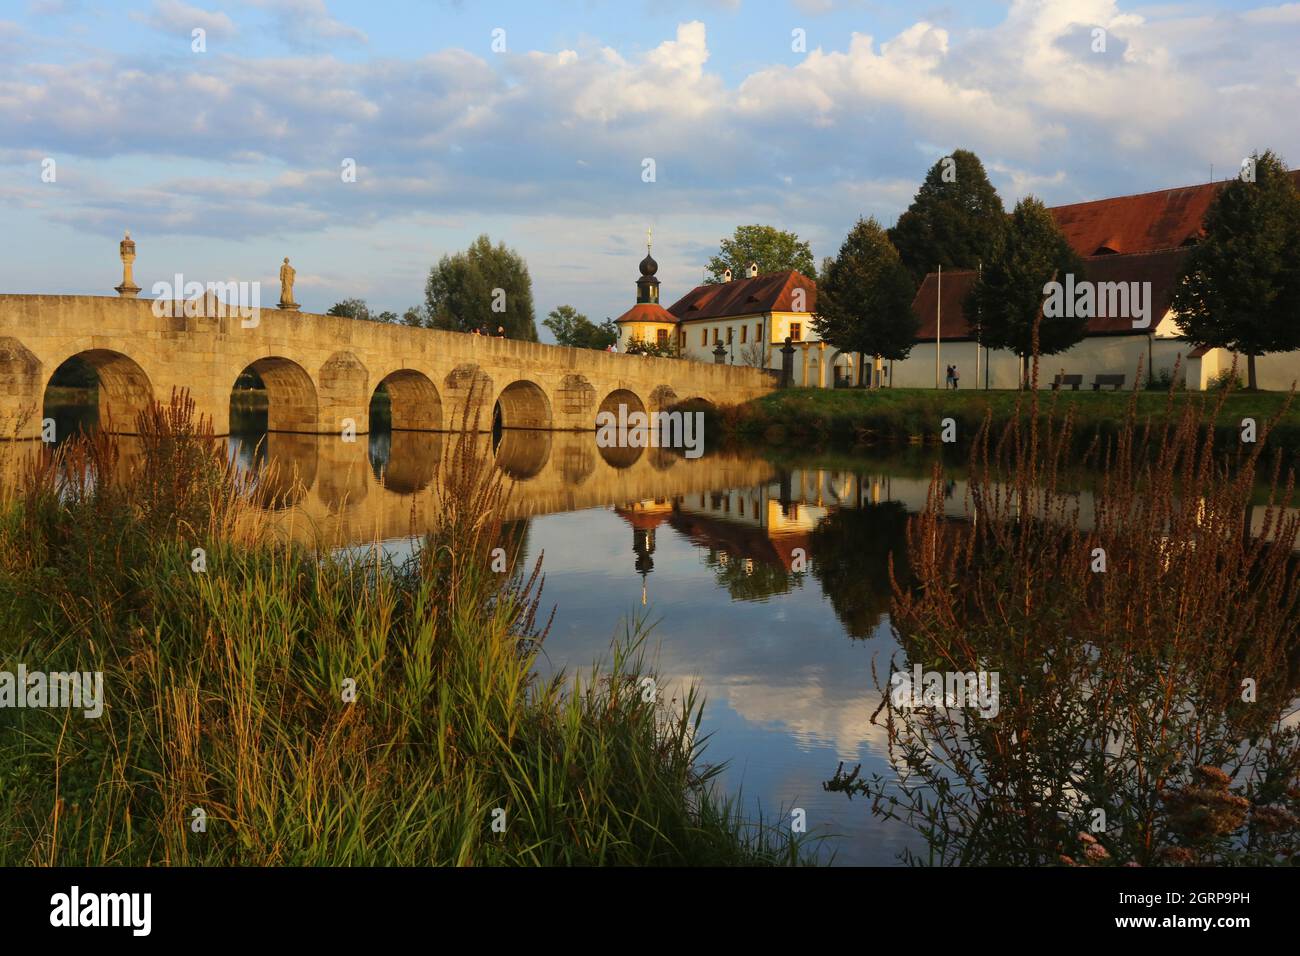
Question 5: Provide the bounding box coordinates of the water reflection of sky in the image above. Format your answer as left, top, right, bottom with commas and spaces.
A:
28, 417, 1300, 865
215, 429, 929, 864
522, 505, 922, 865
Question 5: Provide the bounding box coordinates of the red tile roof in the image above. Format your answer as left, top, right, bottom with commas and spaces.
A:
910, 248, 1189, 340
1050, 171, 1300, 257
912, 269, 978, 341
666, 270, 816, 322
614, 302, 677, 325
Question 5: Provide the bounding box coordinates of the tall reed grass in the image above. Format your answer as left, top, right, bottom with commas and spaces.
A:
829, 346, 1300, 865
0, 390, 804, 866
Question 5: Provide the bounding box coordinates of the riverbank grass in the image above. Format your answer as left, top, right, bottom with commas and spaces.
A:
724, 386, 1300, 461
0, 391, 806, 866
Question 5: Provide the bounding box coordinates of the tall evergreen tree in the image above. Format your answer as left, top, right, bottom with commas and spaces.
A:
813, 217, 918, 387
889, 149, 1009, 284
1172, 150, 1300, 390
967, 196, 1086, 387
424, 235, 538, 341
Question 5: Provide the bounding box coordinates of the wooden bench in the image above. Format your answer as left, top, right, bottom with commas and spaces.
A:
1051, 374, 1083, 391
1092, 374, 1126, 391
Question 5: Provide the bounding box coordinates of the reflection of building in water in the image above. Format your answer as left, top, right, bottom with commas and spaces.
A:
616, 499, 674, 606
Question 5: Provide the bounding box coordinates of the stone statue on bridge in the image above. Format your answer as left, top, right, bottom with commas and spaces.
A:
278, 257, 300, 311
115, 230, 140, 299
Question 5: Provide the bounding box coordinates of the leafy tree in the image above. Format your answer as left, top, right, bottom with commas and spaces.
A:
327, 298, 372, 321
967, 196, 1086, 387
543, 305, 618, 349
706, 225, 815, 283
813, 217, 918, 387
704, 549, 802, 602
402, 305, 426, 327
328, 299, 401, 323
809, 498, 911, 639
1172, 150, 1300, 390
424, 235, 538, 341
889, 149, 1008, 285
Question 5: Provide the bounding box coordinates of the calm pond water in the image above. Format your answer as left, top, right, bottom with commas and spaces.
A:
221, 425, 961, 865
37, 401, 1300, 865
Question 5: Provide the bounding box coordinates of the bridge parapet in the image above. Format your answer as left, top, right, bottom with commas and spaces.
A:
0, 294, 775, 439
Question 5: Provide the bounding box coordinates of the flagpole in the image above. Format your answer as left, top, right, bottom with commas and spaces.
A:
935, 264, 942, 389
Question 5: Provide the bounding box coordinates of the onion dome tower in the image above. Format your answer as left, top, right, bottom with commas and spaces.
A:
636, 230, 660, 304
614, 227, 677, 348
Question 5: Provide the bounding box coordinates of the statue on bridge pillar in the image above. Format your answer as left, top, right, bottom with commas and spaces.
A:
115, 230, 141, 298
278, 257, 300, 311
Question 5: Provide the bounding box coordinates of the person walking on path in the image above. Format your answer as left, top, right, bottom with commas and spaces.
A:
951, 364, 960, 389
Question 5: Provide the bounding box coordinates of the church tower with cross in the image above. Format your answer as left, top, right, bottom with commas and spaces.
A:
614, 227, 678, 354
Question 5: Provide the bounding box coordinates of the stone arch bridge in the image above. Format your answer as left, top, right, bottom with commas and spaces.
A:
0, 295, 776, 438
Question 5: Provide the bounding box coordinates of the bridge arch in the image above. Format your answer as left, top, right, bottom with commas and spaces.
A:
494, 428, 552, 480
495, 380, 552, 430
596, 388, 646, 424
233, 357, 318, 433
370, 431, 442, 494
373, 368, 441, 432
45, 348, 154, 435
597, 442, 642, 470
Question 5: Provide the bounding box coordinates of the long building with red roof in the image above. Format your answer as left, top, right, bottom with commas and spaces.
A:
890, 171, 1300, 391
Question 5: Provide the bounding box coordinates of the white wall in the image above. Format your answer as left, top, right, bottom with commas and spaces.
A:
886, 334, 1196, 390
1187, 348, 1300, 391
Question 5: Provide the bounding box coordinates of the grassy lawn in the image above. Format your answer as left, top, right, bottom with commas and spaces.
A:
723, 386, 1300, 463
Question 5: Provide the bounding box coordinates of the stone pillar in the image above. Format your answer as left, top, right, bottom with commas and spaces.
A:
0, 336, 45, 439
800, 342, 809, 387
713, 342, 727, 364
779, 336, 795, 387
817, 341, 827, 388
317, 352, 370, 436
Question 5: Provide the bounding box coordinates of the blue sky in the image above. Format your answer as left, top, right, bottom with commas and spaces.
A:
3, 0, 1298, 335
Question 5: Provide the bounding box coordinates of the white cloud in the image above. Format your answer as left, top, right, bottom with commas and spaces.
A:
243, 0, 366, 48
135, 0, 237, 39
2, 3, 1299, 316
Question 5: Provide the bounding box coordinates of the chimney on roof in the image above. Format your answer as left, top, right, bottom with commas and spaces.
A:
746, 262, 758, 278
722, 267, 733, 282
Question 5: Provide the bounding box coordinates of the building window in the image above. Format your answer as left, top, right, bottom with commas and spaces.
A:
740, 325, 747, 344
727, 327, 734, 343
755, 323, 762, 343
790, 322, 802, 341
712, 328, 719, 345
657, 328, 668, 347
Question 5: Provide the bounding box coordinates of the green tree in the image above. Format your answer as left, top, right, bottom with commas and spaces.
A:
424, 235, 538, 341
402, 305, 426, 327
968, 196, 1086, 387
813, 217, 918, 387
706, 225, 815, 283
889, 149, 1009, 285
327, 298, 372, 321
543, 305, 618, 349
1172, 150, 1300, 390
